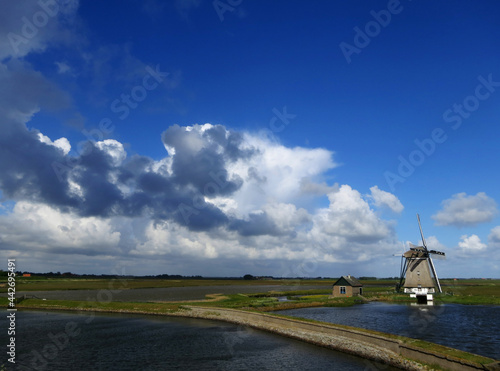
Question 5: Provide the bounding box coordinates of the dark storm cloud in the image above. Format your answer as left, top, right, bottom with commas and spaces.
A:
202, 125, 255, 161
162, 125, 245, 196
170, 146, 240, 195
171, 197, 229, 231
70, 134, 239, 228
0, 59, 76, 209
71, 142, 124, 216
137, 172, 172, 194
0, 121, 264, 234
0, 122, 78, 209
117, 155, 153, 184
229, 212, 282, 237
0, 59, 72, 116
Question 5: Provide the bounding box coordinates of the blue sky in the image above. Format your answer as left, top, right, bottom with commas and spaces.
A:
0, 0, 499, 278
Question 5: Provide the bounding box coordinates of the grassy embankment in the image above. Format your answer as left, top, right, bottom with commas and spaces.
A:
2, 277, 500, 308
268, 311, 496, 367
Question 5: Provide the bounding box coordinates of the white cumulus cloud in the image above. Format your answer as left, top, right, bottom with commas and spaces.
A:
458, 234, 487, 253
432, 192, 498, 227
368, 185, 404, 213
0, 201, 121, 254
38, 132, 71, 155
488, 226, 500, 246
1, 121, 401, 275
316, 185, 392, 243
95, 139, 126, 166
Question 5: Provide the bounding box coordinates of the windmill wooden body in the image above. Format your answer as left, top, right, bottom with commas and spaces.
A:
396, 214, 445, 304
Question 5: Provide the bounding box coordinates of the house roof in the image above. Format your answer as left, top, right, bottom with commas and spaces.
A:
332, 275, 363, 287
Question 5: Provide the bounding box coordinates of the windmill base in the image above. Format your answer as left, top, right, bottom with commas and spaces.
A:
410, 293, 433, 304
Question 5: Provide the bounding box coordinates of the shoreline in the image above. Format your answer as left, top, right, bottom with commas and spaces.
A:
15, 304, 500, 371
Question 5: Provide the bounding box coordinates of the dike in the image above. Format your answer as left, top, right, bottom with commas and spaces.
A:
168, 306, 500, 371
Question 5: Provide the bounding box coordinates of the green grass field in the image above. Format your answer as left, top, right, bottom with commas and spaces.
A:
0, 277, 329, 292
1, 276, 499, 305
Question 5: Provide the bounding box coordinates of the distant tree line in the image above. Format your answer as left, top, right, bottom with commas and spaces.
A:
0, 271, 406, 280
3, 271, 207, 279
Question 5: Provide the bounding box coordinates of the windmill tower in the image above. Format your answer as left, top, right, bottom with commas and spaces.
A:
396, 214, 445, 304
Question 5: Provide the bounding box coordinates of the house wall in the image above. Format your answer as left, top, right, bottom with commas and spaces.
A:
332, 285, 359, 297
352, 286, 362, 296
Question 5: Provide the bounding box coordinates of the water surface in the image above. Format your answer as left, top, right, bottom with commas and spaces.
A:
1, 310, 397, 370
277, 302, 500, 360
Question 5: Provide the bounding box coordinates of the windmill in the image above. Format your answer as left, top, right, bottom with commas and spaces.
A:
396, 214, 445, 304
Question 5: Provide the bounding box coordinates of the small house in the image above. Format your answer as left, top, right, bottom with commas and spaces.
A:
332, 275, 363, 297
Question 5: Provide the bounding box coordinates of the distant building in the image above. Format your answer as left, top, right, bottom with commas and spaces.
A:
332, 275, 363, 297
22, 273, 31, 277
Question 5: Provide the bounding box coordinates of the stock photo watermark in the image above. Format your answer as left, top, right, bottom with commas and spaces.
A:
6, 259, 17, 366
384, 73, 500, 192
7, 0, 61, 56
51, 64, 169, 182
261, 106, 297, 139
213, 0, 243, 22
339, 0, 406, 64
110, 65, 169, 121
25, 322, 81, 371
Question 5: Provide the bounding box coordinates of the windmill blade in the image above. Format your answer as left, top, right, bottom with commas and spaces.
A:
428, 255, 443, 293
417, 213, 428, 251
429, 250, 446, 260
397, 255, 408, 293
409, 242, 424, 250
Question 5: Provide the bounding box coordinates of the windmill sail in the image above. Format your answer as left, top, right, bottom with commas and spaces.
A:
417, 213, 426, 248
428, 255, 442, 293
409, 242, 424, 250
